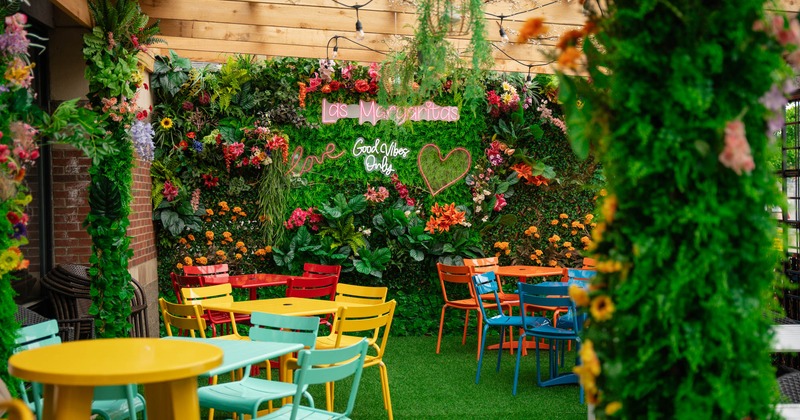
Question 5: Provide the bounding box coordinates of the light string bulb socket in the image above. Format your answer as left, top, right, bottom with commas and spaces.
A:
333, 36, 339, 58
498, 17, 509, 45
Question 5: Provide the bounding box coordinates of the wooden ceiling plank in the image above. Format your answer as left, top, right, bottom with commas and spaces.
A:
49, 0, 92, 27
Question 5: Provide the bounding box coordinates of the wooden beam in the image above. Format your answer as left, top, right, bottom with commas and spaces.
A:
49, 0, 91, 27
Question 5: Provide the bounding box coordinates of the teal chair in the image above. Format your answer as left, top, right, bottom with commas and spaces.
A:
471, 272, 550, 385
197, 312, 321, 418
255, 338, 369, 420
513, 282, 583, 402
13, 320, 146, 420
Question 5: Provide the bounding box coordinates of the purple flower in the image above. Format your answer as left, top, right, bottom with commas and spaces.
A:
130, 120, 155, 162
12, 222, 26, 239
761, 84, 788, 112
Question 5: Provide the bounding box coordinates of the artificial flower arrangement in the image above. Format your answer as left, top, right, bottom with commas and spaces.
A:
298, 59, 381, 105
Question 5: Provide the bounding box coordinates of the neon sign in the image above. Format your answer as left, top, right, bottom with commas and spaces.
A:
322, 99, 459, 125
352, 137, 410, 176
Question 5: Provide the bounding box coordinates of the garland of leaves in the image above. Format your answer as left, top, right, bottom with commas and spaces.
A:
559, 1, 792, 416
82, 0, 160, 338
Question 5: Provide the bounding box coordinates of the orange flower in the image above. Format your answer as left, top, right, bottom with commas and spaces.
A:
183, 257, 193, 266
205, 231, 214, 241
176, 263, 184, 270
215, 250, 226, 257
235, 241, 245, 248
425, 216, 440, 234
187, 234, 195, 241
265, 245, 272, 253
510, 163, 533, 181
556, 29, 584, 50
557, 46, 583, 70
517, 17, 548, 43
197, 256, 208, 265
206, 209, 214, 216
179, 238, 187, 245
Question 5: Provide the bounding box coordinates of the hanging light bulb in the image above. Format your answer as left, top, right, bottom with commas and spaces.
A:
333, 45, 339, 59
355, 19, 365, 41
499, 26, 509, 45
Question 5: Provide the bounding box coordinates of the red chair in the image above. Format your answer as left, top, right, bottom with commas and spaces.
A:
286, 265, 340, 326
172, 272, 250, 334
170, 272, 204, 304
183, 263, 230, 284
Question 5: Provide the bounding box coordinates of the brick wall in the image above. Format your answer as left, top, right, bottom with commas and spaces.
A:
49, 144, 156, 268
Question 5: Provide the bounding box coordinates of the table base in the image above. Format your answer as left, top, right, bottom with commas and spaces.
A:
42, 384, 94, 420
144, 377, 201, 419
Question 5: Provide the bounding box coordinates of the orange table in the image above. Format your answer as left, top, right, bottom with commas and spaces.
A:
8, 338, 222, 420
202, 296, 366, 317
205, 273, 293, 300
496, 265, 564, 283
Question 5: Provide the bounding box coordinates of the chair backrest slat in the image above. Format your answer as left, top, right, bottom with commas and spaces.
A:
332, 300, 396, 359
183, 264, 229, 277
181, 283, 234, 305
286, 275, 338, 300
463, 257, 499, 274
249, 312, 320, 348
335, 283, 388, 305
518, 282, 580, 333
471, 272, 506, 319
302, 263, 342, 278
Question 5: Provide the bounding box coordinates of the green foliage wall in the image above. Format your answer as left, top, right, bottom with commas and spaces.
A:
151, 55, 603, 336
558, 1, 792, 417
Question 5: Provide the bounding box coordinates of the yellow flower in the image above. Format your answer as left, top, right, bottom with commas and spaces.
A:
590, 295, 615, 321
599, 189, 607, 197
176, 263, 183, 270
605, 402, 622, 416
581, 236, 591, 244
535, 249, 543, 256
240, 247, 248, 253
596, 260, 623, 273
602, 195, 618, 223
565, 252, 572, 258
569, 284, 590, 306
571, 230, 578, 235
550, 219, 559, 225
574, 340, 601, 403
559, 213, 569, 219
548, 234, 561, 243
504, 249, 510, 255
183, 256, 193, 266
160, 117, 173, 129
223, 231, 232, 238
265, 246, 273, 253
235, 253, 243, 259
578, 340, 600, 376
548, 260, 558, 267
585, 214, 594, 222
205, 231, 214, 241
197, 256, 208, 265
216, 250, 226, 256
235, 241, 245, 248
571, 221, 580, 228
563, 242, 572, 248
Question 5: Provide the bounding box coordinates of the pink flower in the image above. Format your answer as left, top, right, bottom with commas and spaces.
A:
162, 180, 179, 201
341, 64, 354, 80
308, 74, 322, 92
493, 194, 507, 212
719, 120, 755, 175
368, 62, 381, 82
0, 145, 10, 163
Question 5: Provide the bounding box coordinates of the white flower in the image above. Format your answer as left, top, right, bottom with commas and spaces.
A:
483, 189, 491, 196
460, 221, 472, 227
501, 81, 512, 92
475, 205, 482, 213
363, 228, 372, 236
481, 216, 489, 222
404, 210, 411, 218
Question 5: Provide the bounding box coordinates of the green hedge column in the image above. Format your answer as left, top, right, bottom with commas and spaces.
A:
561, 1, 789, 417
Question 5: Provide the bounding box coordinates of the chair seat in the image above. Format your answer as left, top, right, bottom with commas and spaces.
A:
257, 404, 351, 419
487, 314, 550, 329
446, 297, 500, 310
198, 378, 299, 416
481, 292, 519, 305
315, 333, 375, 350
208, 311, 250, 324
527, 324, 578, 339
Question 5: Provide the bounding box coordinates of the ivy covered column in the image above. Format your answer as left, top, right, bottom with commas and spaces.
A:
559, 1, 794, 417
82, 0, 159, 338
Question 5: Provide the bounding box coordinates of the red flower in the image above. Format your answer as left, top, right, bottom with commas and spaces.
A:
178, 140, 189, 150
162, 181, 179, 201
182, 101, 194, 111
202, 174, 219, 188
187, 132, 196, 139
7, 211, 21, 225
321, 85, 332, 94
198, 91, 210, 106
330, 80, 341, 91
136, 110, 148, 120
354, 79, 370, 93
369, 81, 378, 95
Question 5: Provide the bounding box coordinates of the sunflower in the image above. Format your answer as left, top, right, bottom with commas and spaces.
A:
568, 284, 590, 307
590, 295, 616, 321
160, 117, 174, 129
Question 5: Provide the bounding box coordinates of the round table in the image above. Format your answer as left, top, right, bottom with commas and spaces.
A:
9, 338, 222, 420
495, 265, 564, 283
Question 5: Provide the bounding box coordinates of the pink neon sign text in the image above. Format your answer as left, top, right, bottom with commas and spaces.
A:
321, 99, 460, 125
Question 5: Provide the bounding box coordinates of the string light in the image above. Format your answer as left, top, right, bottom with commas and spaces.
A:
491, 43, 555, 77
325, 34, 388, 62
485, 0, 559, 44
332, 0, 374, 41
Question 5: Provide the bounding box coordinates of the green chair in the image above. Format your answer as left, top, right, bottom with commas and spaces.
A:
197, 312, 321, 418
255, 338, 369, 420
13, 320, 146, 420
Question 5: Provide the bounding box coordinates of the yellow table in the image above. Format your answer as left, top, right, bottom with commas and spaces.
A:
8, 338, 222, 420
202, 296, 365, 316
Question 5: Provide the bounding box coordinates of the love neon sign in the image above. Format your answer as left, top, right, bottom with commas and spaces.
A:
322, 99, 460, 126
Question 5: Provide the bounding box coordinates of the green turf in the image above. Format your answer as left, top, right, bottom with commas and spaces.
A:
201, 333, 588, 419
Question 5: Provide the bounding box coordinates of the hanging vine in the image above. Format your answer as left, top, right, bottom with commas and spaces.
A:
82, 0, 160, 338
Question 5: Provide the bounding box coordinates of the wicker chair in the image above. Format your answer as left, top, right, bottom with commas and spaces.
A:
41, 264, 149, 339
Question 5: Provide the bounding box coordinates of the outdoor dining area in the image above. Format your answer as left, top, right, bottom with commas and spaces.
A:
4, 0, 800, 418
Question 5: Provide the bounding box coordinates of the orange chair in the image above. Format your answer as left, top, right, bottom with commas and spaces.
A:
436, 263, 513, 360
463, 257, 520, 306
181, 284, 249, 338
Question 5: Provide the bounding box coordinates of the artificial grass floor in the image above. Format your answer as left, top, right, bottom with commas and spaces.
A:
202, 333, 588, 420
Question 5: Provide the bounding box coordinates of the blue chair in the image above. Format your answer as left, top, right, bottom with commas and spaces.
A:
555, 268, 596, 330
13, 320, 146, 420
514, 281, 584, 401
197, 312, 321, 418
471, 272, 550, 384
255, 338, 369, 420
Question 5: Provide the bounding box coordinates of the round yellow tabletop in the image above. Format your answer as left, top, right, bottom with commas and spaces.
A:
9, 338, 222, 420
9, 337, 222, 386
